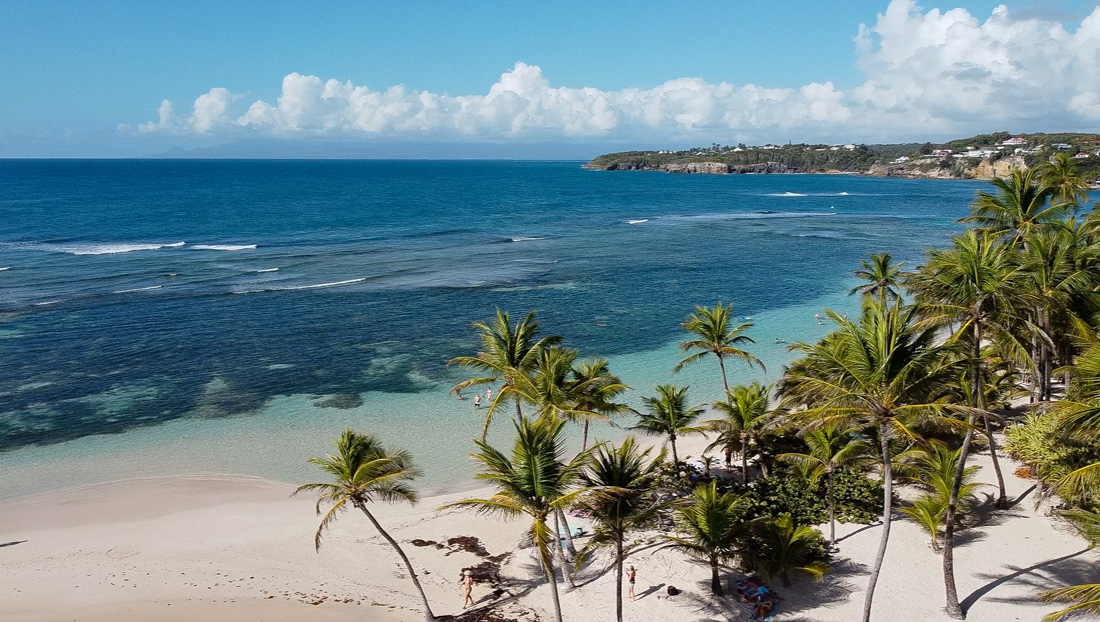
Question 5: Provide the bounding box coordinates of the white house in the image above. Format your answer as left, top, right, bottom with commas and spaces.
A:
1003, 137, 1027, 145
1074, 152, 1091, 159
1054, 143, 1073, 150
891, 156, 910, 164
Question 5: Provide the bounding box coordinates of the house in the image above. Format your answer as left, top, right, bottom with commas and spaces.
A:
1002, 137, 1027, 145
891, 156, 910, 164
1073, 152, 1091, 159
843, 144, 857, 150
1054, 143, 1073, 150
761, 144, 780, 150
932, 149, 953, 156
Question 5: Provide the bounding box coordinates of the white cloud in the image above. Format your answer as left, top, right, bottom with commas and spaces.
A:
132, 1, 1100, 144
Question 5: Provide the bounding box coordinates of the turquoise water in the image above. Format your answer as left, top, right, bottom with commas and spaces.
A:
0, 161, 981, 498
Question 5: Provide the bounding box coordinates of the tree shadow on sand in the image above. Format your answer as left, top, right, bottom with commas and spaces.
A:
573, 539, 673, 588
960, 547, 1095, 615
772, 557, 866, 618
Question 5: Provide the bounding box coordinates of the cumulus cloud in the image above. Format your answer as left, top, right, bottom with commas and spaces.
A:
131, 1, 1100, 143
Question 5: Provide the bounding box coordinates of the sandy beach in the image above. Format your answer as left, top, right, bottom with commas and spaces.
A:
1, 432, 1094, 622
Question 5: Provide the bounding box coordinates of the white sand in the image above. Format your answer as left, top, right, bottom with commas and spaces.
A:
1, 434, 1095, 622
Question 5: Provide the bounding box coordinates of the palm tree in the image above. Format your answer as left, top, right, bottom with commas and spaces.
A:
908, 230, 1026, 514
744, 514, 831, 587
518, 345, 582, 421
441, 417, 596, 622
1020, 225, 1100, 402
778, 426, 872, 544
778, 299, 967, 622
960, 168, 1063, 247
900, 444, 981, 554
660, 481, 748, 596
849, 252, 906, 302
631, 384, 706, 464
674, 302, 763, 394
1039, 152, 1090, 213
901, 495, 949, 553
569, 358, 631, 451
449, 309, 562, 440
706, 382, 781, 486
296, 430, 435, 621
577, 437, 665, 622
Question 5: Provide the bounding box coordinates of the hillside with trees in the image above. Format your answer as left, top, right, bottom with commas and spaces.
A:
586, 132, 1100, 183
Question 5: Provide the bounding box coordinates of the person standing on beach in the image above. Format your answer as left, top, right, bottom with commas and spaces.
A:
627, 565, 637, 600
461, 570, 475, 609
473, 394, 481, 409
485, 387, 493, 403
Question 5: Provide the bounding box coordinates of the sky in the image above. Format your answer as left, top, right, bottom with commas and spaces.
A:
2, 0, 1100, 158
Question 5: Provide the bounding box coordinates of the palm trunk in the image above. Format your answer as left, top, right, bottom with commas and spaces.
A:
863, 426, 894, 622
943, 326, 982, 619
1030, 312, 1040, 403
357, 503, 435, 621
558, 508, 578, 559
717, 355, 730, 394
1042, 311, 1053, 401
582, 419, 590, 451
539, 530, 565, 622
670, 433, 679, 465
615, 537, 624, 622
552, 512, 576, 588
983, 414, 1007, 509
756, 435, 769, 477
741, 432, 749, 486
515, 396, 524, 421
827, 471, 836, 545
710, 555, 723, 596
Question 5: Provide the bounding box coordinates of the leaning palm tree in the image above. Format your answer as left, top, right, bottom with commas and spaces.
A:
960, 168, 1063, 247
778, 426, 873, 544
449, 309, 562, 440
849, 252, 906, 302
441, 417, 596, 622
660, 481, 748, 596
1039, 152, 1090, 213
778, 298, 968, 622
296, 430, 435, 621
631, 384, 706, 464
577, 437, 666, 622
674, 302, 763, 394
706, 382, 781, 485
569, 358, 631, 451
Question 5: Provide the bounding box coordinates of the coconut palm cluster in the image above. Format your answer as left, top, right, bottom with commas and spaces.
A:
298, 159, 1100, 622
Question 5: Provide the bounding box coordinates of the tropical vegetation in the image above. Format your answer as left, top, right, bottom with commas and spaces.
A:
298, 164, 1100, 622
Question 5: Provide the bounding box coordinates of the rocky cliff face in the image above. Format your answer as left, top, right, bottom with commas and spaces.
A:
866, 155, 1027, 180
598, 161, 802, 174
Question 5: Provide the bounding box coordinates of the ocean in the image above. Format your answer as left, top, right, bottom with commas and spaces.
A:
0, 160, 982, 498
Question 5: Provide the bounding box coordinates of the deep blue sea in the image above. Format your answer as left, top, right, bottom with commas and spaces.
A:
0, 160, 983, 496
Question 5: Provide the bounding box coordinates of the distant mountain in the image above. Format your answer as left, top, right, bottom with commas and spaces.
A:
586, 132, 1100, 181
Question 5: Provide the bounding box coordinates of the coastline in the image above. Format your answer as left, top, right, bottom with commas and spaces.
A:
1, 432, 1094, 622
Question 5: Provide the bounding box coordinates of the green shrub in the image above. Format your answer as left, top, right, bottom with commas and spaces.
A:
722, 467, 884, 527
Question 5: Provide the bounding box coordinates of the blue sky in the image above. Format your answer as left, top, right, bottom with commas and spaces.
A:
2, 0, 1099, 158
